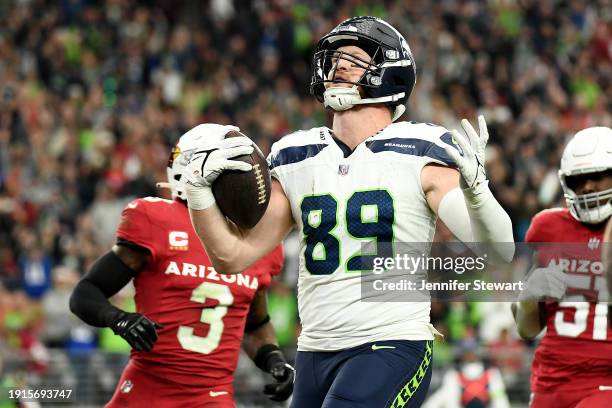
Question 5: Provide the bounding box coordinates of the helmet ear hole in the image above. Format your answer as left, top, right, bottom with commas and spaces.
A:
174, 174, 181, 181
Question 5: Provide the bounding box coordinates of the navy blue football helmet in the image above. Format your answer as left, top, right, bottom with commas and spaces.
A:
310, 16, 417, 121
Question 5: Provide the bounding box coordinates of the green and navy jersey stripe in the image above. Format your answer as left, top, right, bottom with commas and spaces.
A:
268, 132, 457, 170
268, 144, 328, 170
366, 132, 457, 167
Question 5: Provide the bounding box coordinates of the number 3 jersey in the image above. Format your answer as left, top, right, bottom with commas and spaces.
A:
525, 208, 612, 392
115, 197, 284, 388
268, 122, 455, 351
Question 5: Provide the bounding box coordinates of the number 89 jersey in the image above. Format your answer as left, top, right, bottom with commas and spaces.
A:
268, 122, 456, 351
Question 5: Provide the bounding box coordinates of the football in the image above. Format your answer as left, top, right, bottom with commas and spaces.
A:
212, 130, 272, 229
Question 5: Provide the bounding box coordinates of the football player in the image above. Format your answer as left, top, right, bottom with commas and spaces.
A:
512, 127, 612, 407
184, 16, 514, 408
69, 125, 294, 408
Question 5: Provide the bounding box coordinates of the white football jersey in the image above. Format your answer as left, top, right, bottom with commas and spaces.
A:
268, 121, 455, 351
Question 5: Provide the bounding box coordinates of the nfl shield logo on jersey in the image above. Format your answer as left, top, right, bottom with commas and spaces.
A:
338, 164, 350, 175
587, 237, 600, 250
121, 380, 133, 394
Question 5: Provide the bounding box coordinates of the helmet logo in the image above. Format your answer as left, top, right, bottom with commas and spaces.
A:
385, 50, 399, 60
167, 145, 181, 167
179, 149, 196, 165
172, 146, 181, 160
333, 25, 358, 33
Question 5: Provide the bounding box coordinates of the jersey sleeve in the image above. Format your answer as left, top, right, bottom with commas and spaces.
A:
116, 199, 159, 261
525, 211, 549, 243
525, 210, 560, 267
422, 131, 458, 168
267, 135, 295, 183
248, 244, 285, 289
267, 128, 328, 186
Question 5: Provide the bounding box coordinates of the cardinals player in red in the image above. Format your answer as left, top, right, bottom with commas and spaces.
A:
512, 126, 612, 408
70, 124, 294, 407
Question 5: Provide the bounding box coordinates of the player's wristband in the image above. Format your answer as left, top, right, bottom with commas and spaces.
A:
245, 314, 270, 333
254, 344, 286, 373
185, 183, 216, 210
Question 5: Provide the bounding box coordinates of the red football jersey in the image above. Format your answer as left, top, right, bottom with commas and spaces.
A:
525, 208, 612, 393
115, 197, 284, 389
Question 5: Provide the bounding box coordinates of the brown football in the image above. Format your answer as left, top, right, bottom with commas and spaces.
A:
211, 130, 271, 229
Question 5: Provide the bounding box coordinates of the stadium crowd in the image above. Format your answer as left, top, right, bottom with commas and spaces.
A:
0, 0, 610, 405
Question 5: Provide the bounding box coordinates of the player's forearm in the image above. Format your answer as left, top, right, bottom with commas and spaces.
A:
69, 250, 135, 327
462, 183, 515, 262
189, 181, 293, 275
437, 187, 474, 242
70, 280, 124, 328
437, 184, 514, 261
242, 322, 279, 361
512, 300, 544, 340
189, 205, 251, 274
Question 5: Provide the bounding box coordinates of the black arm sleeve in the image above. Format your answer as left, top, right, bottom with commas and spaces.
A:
69, 250, 137, 328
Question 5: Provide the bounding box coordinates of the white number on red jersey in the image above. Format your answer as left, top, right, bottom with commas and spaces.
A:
554, 275, 608, 340
177, 283, 234, 354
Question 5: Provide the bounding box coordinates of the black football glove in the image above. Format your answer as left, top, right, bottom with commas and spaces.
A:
263, 361, 295, 402
111, 312, 163, 352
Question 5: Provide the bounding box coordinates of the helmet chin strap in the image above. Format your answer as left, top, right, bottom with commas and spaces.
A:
323, 86, 406, 121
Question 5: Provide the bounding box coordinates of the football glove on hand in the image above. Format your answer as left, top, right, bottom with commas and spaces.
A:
442, 115, 489, 190
111, 312, 163, 352
183, 136, 254, 210
518, 266, 568, 302
264, 361, 296, 402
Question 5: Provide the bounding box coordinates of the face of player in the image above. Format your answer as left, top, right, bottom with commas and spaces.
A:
566, 170, 612, 197
325, 45, 372, 88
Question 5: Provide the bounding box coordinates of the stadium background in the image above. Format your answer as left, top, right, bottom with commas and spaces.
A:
0, 0, 609, 406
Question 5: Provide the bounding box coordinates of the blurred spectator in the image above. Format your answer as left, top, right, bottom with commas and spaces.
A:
87, 182, 130, 247
19, 246, 52, 300
487, 328, 527, 386
0, 290, 47, 379
423, 339, 511, 408
40, 266, 80, 347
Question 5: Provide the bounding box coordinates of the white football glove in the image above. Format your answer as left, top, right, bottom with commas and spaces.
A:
518, 266, 568, 302
442, 115, 489, 190
183, 123, 242, 148
183, 135, 254, 210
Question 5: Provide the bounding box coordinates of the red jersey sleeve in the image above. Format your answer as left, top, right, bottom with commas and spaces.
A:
116, 199, 159, 262
249, 245, 284, 289
525, 210, 558, 243
525, 209, 575, 267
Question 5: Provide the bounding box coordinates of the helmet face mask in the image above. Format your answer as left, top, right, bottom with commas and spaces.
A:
314, 44, 385, 96
310, 16, 416, 121
560, 175, 612, 224
558, 127, 612, 224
